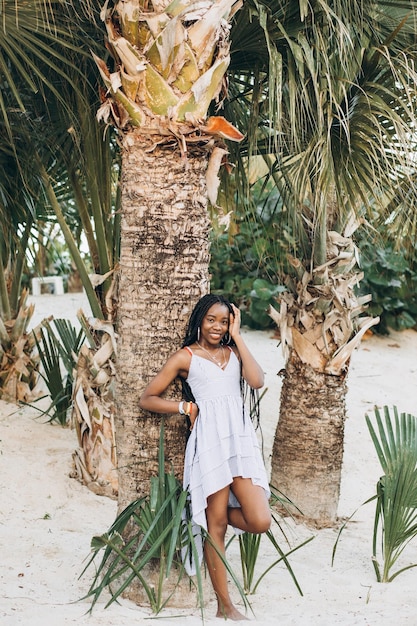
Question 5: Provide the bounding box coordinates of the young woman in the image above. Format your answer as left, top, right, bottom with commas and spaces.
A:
139, 294, 271, 621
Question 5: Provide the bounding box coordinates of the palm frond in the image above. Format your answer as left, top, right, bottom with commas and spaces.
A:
227, 0, 417, 259
0, 1, 94, 144
366, 406, 417, 582
80, 421, 211, 617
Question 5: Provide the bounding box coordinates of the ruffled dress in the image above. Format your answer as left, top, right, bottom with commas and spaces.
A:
182, 346, 270, 574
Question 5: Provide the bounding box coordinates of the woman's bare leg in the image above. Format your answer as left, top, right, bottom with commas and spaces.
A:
205, 487, 248, 621
228, 477, 271, 533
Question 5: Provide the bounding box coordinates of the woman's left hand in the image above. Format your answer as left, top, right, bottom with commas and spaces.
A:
228, 303, 265, 388
229, 303, 241, 340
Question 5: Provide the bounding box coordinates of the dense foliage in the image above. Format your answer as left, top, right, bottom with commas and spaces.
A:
210, 221, 417, 334
210, 227, 285, 329
358, 240, 417, 335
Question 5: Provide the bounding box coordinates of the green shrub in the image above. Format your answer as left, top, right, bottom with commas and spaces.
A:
210, 193, 417, 334
357, 239, 417, 334
333, 406, 417, 584
32, 318, 85, 425
209, 220, 287, 329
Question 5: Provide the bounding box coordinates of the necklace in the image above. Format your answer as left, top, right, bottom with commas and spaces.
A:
197, 341, 227, 369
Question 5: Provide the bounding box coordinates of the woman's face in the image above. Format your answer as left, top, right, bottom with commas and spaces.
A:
200, 303, 230, 345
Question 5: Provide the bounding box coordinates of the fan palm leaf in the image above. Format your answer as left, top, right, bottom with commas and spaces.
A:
366, 406, 417, 582
221, 1, 417, 525
226, 1, 417, 255
0, 1, 94, 141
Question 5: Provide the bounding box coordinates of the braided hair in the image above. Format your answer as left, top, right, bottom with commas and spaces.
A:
182, 294, 234, 349
180, 294, 260, 430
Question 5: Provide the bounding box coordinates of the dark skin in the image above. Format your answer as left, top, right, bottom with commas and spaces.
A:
140, 303, 271, 620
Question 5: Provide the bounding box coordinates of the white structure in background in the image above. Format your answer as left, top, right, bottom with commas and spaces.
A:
31, 276, 64, 296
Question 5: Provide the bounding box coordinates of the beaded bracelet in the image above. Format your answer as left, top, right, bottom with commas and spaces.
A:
179, 401, 192, 416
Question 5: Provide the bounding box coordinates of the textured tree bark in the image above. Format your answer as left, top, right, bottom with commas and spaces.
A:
271, 350, 347, 527
115, 129, 211, 512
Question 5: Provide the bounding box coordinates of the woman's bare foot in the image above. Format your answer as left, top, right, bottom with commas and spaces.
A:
216, 603, 249, 621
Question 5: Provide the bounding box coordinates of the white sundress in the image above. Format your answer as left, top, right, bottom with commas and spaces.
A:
182, 346, 270, 574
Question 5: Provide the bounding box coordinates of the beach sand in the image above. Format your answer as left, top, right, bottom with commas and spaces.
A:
1, 292, 416, 625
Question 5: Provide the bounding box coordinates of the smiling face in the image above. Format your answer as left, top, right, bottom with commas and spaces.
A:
199, 303, 230, 347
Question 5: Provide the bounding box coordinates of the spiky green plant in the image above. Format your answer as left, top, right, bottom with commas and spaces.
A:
31, 318, 85, 425
33, 327, 72, 425
80, 421, 216, 616
50, 318, 86, 376
237, 489, 314, 595
366, 406, 417, 582
332, 406, 417, 583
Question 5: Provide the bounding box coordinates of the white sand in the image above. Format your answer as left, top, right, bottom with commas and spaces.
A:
1, 292, 416, 625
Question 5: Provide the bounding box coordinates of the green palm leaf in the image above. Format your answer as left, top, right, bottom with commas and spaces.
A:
80, 422, 213, 617
366, 406, 417, 582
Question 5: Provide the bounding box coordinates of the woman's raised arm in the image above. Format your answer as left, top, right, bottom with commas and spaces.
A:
229, 304, 264, 389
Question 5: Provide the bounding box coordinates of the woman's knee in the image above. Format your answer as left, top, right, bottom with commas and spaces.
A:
245, 507, 272, 534
207, 516, 228, 540
206, 502, 229, 538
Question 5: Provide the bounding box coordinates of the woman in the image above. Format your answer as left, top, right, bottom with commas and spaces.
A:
139, 294, 271, 620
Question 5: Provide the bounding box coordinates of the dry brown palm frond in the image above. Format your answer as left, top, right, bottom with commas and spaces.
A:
270, 233, 379, 375
0, 289, 48, 404
70, 312, 117, 498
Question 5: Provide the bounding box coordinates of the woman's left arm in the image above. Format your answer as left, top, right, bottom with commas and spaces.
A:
229, 304, 264, 389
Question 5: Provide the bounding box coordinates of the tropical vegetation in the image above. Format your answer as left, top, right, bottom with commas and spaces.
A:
254, 1, 417, 525
358, 238, 417, 335
32, 318, 85, 425
1, 0, 417, 600
0, 1, 122, 490
81, 424, 313, 615
333, 406, 417, 584
366, 406, 417, 583
210, 209, 417, 334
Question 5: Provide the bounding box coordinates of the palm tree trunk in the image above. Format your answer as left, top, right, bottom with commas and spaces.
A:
269, 211, 379, 528
115, 129, 211, 512
271, 350, 347, 526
